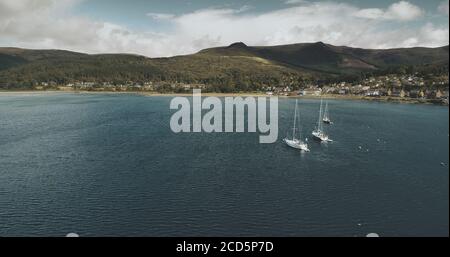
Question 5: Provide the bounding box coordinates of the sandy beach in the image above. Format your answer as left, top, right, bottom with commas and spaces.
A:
0, 90, 446, 105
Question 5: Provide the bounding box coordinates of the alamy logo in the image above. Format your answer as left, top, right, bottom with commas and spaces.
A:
170, 90, 278, 143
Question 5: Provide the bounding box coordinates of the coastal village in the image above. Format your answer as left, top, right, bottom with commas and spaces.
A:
31, 72, 449, 105
268, 73, 449, 104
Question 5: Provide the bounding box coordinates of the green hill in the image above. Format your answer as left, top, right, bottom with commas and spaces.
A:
0, 42, 448, 90
202, 42, 449, 74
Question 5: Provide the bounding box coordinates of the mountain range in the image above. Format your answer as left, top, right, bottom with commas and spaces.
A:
0, 42, 448, 90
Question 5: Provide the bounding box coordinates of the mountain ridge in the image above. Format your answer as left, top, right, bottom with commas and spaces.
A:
1, 42, 448, 90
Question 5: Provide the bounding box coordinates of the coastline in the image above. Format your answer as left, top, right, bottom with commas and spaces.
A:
0, 90, 266, 97
0, 90, 447, 105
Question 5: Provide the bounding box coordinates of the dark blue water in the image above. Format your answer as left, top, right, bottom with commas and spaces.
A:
0, 93, 448, 236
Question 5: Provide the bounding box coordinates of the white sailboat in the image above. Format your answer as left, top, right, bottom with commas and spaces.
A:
312, 99, 332, 142
322, 101, 332, 124
284, 99, 310, 152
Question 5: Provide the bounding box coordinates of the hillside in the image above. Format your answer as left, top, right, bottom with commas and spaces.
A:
200, 42, 449, 74
0, 42, 448, 90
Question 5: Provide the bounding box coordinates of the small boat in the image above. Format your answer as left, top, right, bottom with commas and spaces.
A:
322, 101, 333, 124
312, 130, 331, 142
312, 99, 332, 142
284, 99, 310, 152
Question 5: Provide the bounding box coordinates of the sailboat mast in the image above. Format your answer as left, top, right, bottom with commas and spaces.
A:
318, 99, 323, 131
293, 100, 297, 140
297, 101, 302, 140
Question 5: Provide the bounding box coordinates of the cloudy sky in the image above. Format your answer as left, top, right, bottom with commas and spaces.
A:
0, 0, 449, 57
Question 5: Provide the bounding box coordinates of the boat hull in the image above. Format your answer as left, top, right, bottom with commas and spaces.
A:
312, 131, 332, 142
284, 138, 310, 152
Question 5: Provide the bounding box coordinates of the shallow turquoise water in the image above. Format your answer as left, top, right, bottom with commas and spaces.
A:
0, 93, 448, 236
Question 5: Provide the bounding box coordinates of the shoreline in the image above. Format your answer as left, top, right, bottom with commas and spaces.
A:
0, 90, 447, 105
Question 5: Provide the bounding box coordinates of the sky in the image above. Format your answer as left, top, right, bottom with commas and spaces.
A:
0, 0, 449, 57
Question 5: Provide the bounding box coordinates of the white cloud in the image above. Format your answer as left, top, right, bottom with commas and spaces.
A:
0, 0, 448, 57
146, 13, 175, 21
285, 0, 308, 5
385, 1, 423, 21
354, 1, 423, 21
354, 8, 386, 20
0, 0, 101, 48
235, 5, 253, 13
167, 2, 443, 52
438, 0, 449, 16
